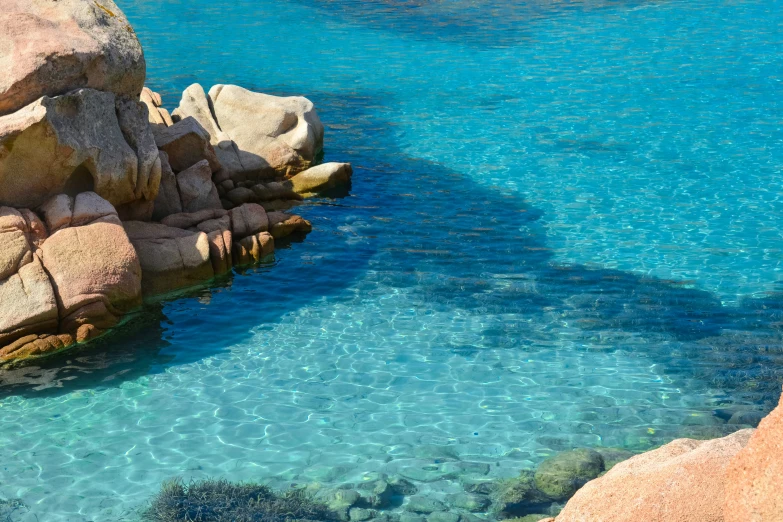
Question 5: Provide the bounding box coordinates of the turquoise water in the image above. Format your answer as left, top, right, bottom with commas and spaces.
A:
2, 0, 783, 520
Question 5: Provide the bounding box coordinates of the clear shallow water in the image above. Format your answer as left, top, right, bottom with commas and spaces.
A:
1, 0, 783, 520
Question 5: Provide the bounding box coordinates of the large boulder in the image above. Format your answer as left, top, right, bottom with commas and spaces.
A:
209, 81, 324, 181
39, 193, 142, 336
0, 0, 145, 116
124, 221, 214, 297
0, 88, 161, 210
553, 429, 754, 522
725, 389, 783, 521
0, 207, 58, 349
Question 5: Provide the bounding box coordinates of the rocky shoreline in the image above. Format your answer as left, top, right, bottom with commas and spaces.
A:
0, 0, 352, 362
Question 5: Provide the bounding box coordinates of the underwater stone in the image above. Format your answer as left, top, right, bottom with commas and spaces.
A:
406, 497, 447, 514
350, 508, 377, 521
413, 445, 461, 461
388, 476, 418, 496
533, 449, 604, 500
427, 512, 459, 522
358, 479, 394, 508
593, 448, 635, 472
489, 471, 551, 518
445, 493, 490, 513
400, 514, 426, 522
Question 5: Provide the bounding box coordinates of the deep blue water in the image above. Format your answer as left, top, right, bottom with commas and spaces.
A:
1, 0, 783, 520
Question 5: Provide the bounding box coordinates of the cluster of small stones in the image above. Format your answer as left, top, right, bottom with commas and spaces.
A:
292, 446, 636, 522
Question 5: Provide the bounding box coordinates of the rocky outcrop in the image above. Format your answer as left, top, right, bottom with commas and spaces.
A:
552, 429, 754, 522
0, 0, 145, 116
0, 208, 58, 348
0, 0, 350, 362
724, 388, 783, 521
0, 88, 161, 210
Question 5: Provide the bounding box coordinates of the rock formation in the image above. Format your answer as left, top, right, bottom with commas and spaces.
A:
0, 0, 351, 362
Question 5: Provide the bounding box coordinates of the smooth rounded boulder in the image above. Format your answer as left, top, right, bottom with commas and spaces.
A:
553, 429, 754, 522
0, 0, 145, 116
208, 84, 324, 179
725, 388, 783, 522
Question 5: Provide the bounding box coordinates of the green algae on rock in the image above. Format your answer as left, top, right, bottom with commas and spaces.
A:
533, 449, 604, 500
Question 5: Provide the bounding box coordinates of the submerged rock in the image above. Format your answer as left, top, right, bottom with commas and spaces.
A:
490, 472, 550, 518
445, 493, 490, 513
553, 429, 754, 522
406, 497, 446, 514
0, 0, 145, 117
534, 449, 604, 500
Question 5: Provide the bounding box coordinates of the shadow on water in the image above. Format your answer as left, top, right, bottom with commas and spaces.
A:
294, 0, 660, 48
1, 89, 781, 418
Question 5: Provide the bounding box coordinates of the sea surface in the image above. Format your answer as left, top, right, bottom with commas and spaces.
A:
1, 0, 783, 520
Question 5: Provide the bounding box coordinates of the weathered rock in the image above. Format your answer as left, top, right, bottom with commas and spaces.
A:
40, 194, 74, 233
124, 221, 214, 296
208, 84, 324, 179
725, 388, 783, 522
194, 215, 233, 275
152, 151, 183, 221
0, 212, 58, 348
233, 232, 274, 266
176, 160, 222, 213
289, 162, 353, 194
406, 497, 447, 514
388, 476, 418, 496
40, 193, 142, 334
0, 0, 145, 117
534, 449, 604, 500
0, 333, 75, 360
252, 181, 302, 202
153, 116, 221, 173
161, 208, 228, 230
267, 211, 312, 239
0, 89, 160, 209
229, 203, 268, 239
141, 87, 166, 126
553, 429, 754, 522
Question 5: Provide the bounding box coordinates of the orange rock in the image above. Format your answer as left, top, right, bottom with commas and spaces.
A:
725, 387, 783, 522
554, 429, 754, 522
